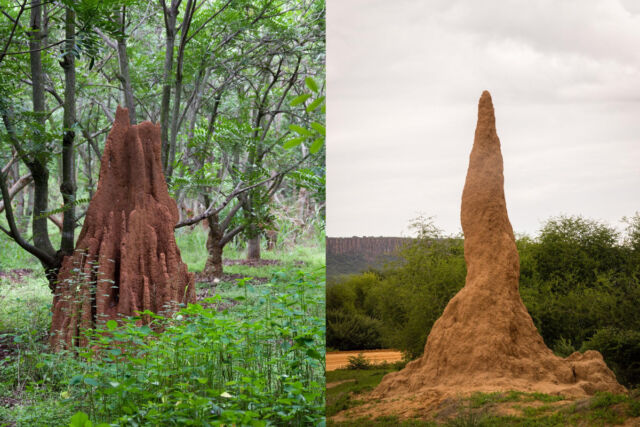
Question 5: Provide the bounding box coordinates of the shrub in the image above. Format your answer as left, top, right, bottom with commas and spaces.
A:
326, 309, 384, 350
347, 353, 372, 370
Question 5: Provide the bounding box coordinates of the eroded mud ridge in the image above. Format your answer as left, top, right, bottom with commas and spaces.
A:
50, 107, 195, 350
373, 91, 624, 398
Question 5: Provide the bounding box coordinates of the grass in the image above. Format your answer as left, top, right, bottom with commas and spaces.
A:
326, 368, 399, 418
0, 227, 325, 426
327, 368, 640, 426
175, 227, 325, 276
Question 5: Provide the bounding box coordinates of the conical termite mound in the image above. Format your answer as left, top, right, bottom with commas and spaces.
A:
373, 91, 624, 397
50, 107, 195, 351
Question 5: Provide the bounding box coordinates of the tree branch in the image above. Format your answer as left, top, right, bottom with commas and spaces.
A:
0, 169, 56, 265
0, 0, 27, 65
0, 173, 32, 214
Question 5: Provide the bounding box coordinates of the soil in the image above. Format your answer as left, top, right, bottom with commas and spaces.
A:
346, 91, 624, 421
194, 272, 270, 286
0, 269, 34, 283
50, 107, 195, 351
326, 350, 403, 371
222, 259, 304, 267
223, 259, 281, 266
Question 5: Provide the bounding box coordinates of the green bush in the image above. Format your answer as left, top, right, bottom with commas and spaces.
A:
326, 309, 384, 350
347, 353, 372, 370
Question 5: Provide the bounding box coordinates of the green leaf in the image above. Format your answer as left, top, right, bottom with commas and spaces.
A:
305, 77, 319, 93
137, 325, 152, 335
84, 377, 99, 387
306, 348, 322, 360
310, 122, 325, 136
106, 320, 118, 330
69, 375, 84, 386
69, 411, 91, 427
290, 93, 311, 106
309, 138, 324, 154
283, 137, 305, 149
306, 96, 325, 112
288, 124, 312, 136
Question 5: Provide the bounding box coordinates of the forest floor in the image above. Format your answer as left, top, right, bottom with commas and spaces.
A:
327, 367, 640, 426
0, 227, 325, 426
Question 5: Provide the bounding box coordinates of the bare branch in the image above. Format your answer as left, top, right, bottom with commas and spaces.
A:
0, 173, 32, 214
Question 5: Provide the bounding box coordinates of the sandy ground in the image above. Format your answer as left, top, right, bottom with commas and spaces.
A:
326, 349, 403, 371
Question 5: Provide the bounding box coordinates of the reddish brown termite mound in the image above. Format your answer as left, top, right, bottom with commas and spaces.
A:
373, 91, 624, 398
50, 107, 195, 351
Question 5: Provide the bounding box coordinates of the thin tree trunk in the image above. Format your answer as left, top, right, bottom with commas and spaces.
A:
247, 235, 261, 260
117, 7, 136, 123
166, 0, 195, 179
60, 2, 76, 255
160, 0, 178, 172
25, 183, 34, 223
10, 160, 25, 224
203, 213, 224, 278
27, 0, 55, 262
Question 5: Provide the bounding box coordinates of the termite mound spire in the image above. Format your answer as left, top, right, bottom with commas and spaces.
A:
373, 91, 624, 398
50, 106, 195, 351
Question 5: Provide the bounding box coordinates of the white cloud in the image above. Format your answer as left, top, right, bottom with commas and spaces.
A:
327, 0, 640, 237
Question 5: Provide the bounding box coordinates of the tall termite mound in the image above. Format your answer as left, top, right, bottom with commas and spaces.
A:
374, 91, 624, 397
50, 107, 195, 351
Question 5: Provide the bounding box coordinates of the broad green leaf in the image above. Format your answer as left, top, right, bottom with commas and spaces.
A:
309, 138, 324, 154
283, 137, 305, 149
69, 411, 91, 427
306, 96, 325, 112
84, 377, 99, 387
305, 77, 318, 93
289, 124, 312, 136
306, 348, 322, 360
106, 320, 118, 330
290, 93, 311, 106
69, 375, 84, 386
310, 122, 325, 136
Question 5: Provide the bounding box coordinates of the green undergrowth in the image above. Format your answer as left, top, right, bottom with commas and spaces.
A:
0, 228, 326, 426
327, 369, 640, 426
1, 268, 325, 426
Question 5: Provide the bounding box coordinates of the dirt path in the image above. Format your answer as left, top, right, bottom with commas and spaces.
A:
326, 349, 403, 371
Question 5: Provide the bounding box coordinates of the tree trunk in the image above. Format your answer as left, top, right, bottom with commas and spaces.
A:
204, 235, 223, 278
160, 4, 177, 173
10, 160, 25, 226
24, 183, 34, 232
27, 0, 57, 279
247, 235, 261, 260
117, 21, 136, 124
60, 3, 76, 255
166, 0, 196, 179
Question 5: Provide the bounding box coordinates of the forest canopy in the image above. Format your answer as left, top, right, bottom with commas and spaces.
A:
0, 0, 325, 280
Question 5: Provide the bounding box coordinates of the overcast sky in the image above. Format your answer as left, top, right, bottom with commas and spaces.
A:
326, 0, 640, 238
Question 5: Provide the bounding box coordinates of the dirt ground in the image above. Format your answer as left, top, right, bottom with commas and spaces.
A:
330, 389, 640, 425
326, 349, 403, 371
0, 268, 33, 283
